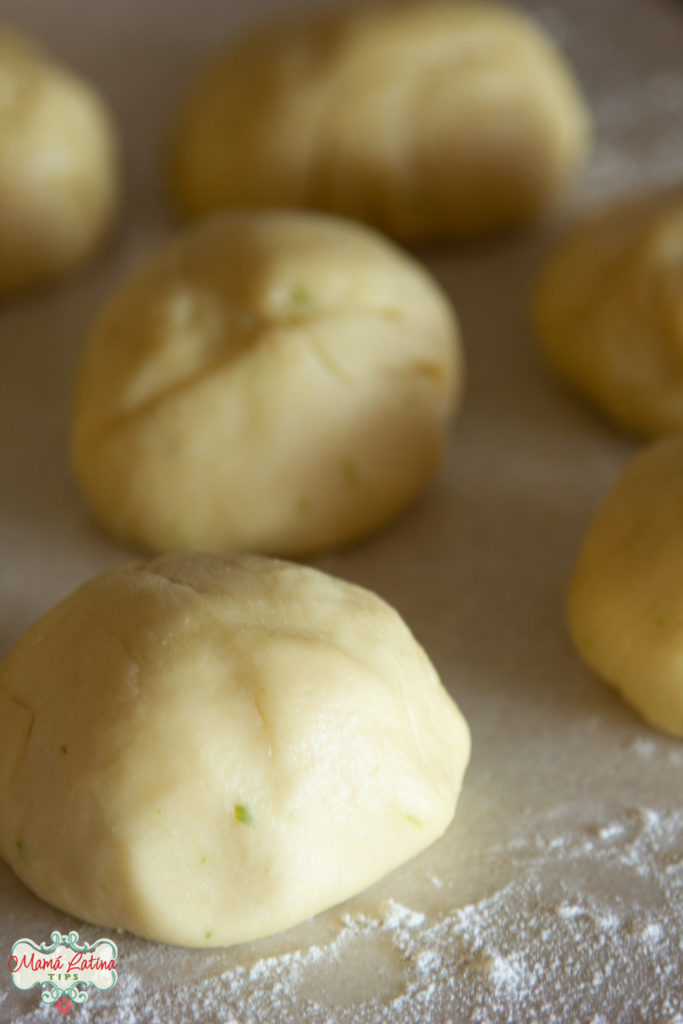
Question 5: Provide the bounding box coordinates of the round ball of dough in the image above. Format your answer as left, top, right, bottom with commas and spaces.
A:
535, 189, 683, 437
570, 436, 683, 737
0, 28, 119, 294
170, 2, 590, 241
0, 552, 471, 947
70, 209, 461, 556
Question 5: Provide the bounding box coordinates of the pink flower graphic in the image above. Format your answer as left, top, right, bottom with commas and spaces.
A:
55, 995, 73, 1014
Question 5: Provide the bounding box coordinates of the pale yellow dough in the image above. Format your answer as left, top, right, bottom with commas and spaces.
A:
71, 209, 461, 556
535, 189, 683, 436
570, 436, 683, 737
0, 552, 471, 947
0, 29, 119, 293
171, 2, 590, 241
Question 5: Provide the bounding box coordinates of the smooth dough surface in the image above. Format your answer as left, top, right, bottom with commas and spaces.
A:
171, 2, 590, 241
535, 188, 683, 436
71, 208, 461, 556
0, 28, 119, 293
0, 552, 471, 947
570, 436, 683, 737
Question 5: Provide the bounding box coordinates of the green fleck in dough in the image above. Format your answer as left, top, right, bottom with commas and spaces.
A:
15, 839, 23, 853
166, 521, 187, 548
655, 616, 665, 627
405, 813, 424, 828
290, 284, 311, 305
297, 496, 312, 517
200, 855, 207, 864
342, 459, 360, 488
234, 804, 254, 826
205, 930, 212, 940
60, 744, 68, 755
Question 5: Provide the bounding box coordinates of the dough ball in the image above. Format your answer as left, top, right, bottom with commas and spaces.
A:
0, 552, 471, 947
570, 436, 683, 737
535, 189, 683, 437
0, 28, 119, 294
70, 209, 461, 556
170, 2, 590, 241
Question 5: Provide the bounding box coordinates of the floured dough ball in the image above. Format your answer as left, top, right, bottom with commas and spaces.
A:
570, 436, 683, 737
71, 209, 461, 556
0, 28, 119, 294
535, 189, 683, 437
0, 552, 471, 947
170, 2, 590, 241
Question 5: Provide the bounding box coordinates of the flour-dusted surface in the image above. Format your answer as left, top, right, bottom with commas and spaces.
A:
1, 1, 683, 1022
4, 800, 683, 1022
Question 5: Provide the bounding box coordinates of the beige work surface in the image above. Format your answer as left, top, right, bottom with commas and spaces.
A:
1, 0, 683, 1020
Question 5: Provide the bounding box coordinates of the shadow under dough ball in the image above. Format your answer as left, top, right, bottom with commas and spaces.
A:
170, 1, 591, 241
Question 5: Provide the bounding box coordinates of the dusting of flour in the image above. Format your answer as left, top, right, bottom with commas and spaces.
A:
6, 805, 681, 1024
